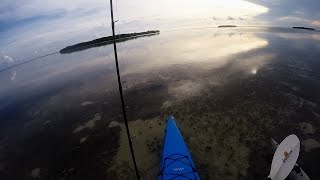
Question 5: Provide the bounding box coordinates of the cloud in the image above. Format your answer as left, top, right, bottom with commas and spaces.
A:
10, 70, 16, 81
312, 21, 320, 27
247, 0, 320, 28
0, 2, 111, 62
3, 55, 14, 63
228, 16, 235, 20
0, 0, 107, 22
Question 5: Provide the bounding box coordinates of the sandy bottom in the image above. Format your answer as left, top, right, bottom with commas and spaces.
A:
107, 110, 256, 180
106, 64, 320, 179
73, 113, 101, 133
302, 139, 320, 152
30, 168, 40, 178
107, 117, 165, 180
299, 122, 315, 135
81, 101, 96, 106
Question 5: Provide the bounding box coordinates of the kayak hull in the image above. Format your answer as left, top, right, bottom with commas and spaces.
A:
158, 116, 200, 180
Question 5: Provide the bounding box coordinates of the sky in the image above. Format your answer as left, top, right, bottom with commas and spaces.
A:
0, 0, 319, 69
248, 0, 320, 27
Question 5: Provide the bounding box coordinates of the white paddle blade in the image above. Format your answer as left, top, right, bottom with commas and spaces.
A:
268, 134, 300, 180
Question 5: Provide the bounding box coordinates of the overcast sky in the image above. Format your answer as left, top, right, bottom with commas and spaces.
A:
247, 0, 320, 27
0, 0, 319, 67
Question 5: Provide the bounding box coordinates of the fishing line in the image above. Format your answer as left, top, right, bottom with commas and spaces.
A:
0, 51, 59, 73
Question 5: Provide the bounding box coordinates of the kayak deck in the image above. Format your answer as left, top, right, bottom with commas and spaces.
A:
159, 116, 200, 180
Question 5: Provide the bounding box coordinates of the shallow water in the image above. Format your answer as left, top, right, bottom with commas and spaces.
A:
1, 27, 320, 179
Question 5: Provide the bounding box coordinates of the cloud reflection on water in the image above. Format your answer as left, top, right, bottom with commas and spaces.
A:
123, 29, 268, 74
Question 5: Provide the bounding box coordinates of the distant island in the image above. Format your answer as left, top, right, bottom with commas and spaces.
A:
60, 30, 160, 54
292, 27, 316, 31
218, 25, 237, 28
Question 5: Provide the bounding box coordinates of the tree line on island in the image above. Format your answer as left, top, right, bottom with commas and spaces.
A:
60, 30, 160, 54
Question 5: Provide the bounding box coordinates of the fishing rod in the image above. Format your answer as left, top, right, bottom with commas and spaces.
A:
109, 0, 141, 179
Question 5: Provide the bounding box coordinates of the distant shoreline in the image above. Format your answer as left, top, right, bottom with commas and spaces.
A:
218, 25, 237, 28
292, 27, 316, 31
60, 30, 160, 54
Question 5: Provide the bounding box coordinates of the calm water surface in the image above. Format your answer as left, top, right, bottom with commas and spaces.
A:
1, 27, 320, 179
